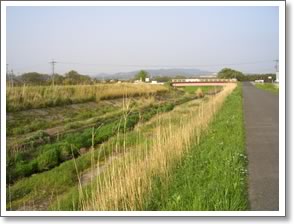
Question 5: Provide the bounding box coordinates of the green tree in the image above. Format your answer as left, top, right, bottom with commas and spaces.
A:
217, 68, 245, 81
20, 72, 50, 85
63, 70, 92, 85
135, 70, 149, 82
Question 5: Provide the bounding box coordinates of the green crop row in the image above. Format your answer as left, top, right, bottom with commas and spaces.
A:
7, 102, 177, 184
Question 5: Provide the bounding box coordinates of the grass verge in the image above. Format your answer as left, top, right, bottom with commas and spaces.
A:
144, 83, 248, 211
255, 83, 279, 94
62, 84, 236, 211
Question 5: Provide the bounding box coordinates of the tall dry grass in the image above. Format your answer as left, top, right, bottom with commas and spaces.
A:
77, 84, 237, 211
7, 83, 168, 112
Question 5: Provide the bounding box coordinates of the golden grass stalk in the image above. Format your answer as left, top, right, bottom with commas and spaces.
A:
7, 83, 168, 111
79, 84, 236, 211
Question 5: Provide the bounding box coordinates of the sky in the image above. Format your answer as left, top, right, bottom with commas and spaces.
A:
6, 6, 279, 76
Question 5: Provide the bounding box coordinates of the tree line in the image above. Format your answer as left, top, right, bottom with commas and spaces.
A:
6, 70, 94, 86
6, 68, 277, 86
217, 68, 276, 82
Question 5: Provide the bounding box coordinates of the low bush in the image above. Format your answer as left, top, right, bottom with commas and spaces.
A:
11, 161, 38, 180
195, 88, 204, 98
36, 149, 60, 171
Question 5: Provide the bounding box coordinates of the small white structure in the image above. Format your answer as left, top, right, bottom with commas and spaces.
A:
145, 77, 150, 82
255, 80, 264, 83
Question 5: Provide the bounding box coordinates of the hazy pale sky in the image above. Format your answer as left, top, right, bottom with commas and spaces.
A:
6, 6, 279, 75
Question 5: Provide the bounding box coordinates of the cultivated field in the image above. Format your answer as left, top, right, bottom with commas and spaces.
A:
6, 82, 247, 211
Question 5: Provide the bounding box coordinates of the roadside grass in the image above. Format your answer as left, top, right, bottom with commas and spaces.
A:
144, 84, 248, 211
255, 83, 279, 94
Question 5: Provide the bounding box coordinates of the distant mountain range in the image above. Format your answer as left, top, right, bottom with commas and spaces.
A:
94, 68, 214, 80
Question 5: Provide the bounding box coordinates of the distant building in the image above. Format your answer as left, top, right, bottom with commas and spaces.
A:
276, 71, 279, 82
145, 77, 150, 82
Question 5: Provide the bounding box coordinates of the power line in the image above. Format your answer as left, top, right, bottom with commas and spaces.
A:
57, 60, 275, 68
9, 59, 277, 77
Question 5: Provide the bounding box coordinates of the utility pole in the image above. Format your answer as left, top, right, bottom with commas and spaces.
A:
50, 59, 57, 86
274, 59, 279, 82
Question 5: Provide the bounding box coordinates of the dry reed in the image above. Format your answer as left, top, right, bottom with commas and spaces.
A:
77, 84, 237, 211
7, 83, 168, 111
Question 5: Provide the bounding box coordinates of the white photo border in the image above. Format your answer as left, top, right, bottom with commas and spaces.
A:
0, 0, 286, 217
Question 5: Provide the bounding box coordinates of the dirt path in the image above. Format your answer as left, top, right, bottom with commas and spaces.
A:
80, 154, 121, 186
242, 82, 279, 211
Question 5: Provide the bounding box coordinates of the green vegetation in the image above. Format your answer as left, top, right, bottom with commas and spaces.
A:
255, 83, 279, 94
6, 94, 202, 210
8, 70, 93, 86
7, 92, 199, 185
19, 72, 51, 85
7, 103, 116, 137
7, 82, 248, 211
7, 101, 178, 183
180, 86, 222, 94
217, 68, 245, 81
217, 67, 276, 82
52, 85, 236, 211
134, 70, 149, 81
145, 84, 248, 211
58, 70, 92, 85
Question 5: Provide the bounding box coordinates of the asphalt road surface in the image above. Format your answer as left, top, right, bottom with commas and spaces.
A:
242, 82, 279, 211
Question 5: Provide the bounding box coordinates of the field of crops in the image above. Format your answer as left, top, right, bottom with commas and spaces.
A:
6, 83, 247, 211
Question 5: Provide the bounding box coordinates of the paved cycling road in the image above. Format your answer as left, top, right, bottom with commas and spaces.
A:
242, 82, 279, 211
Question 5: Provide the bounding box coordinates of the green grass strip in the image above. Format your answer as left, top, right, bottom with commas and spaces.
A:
145, 84, 249, 211
255, 83, 279, 94
179, 86, 221, 94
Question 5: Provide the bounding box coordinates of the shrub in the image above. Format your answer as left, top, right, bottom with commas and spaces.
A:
195, 89, 204, 98
13, 161, 38, 179
37, 149, 60, 171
